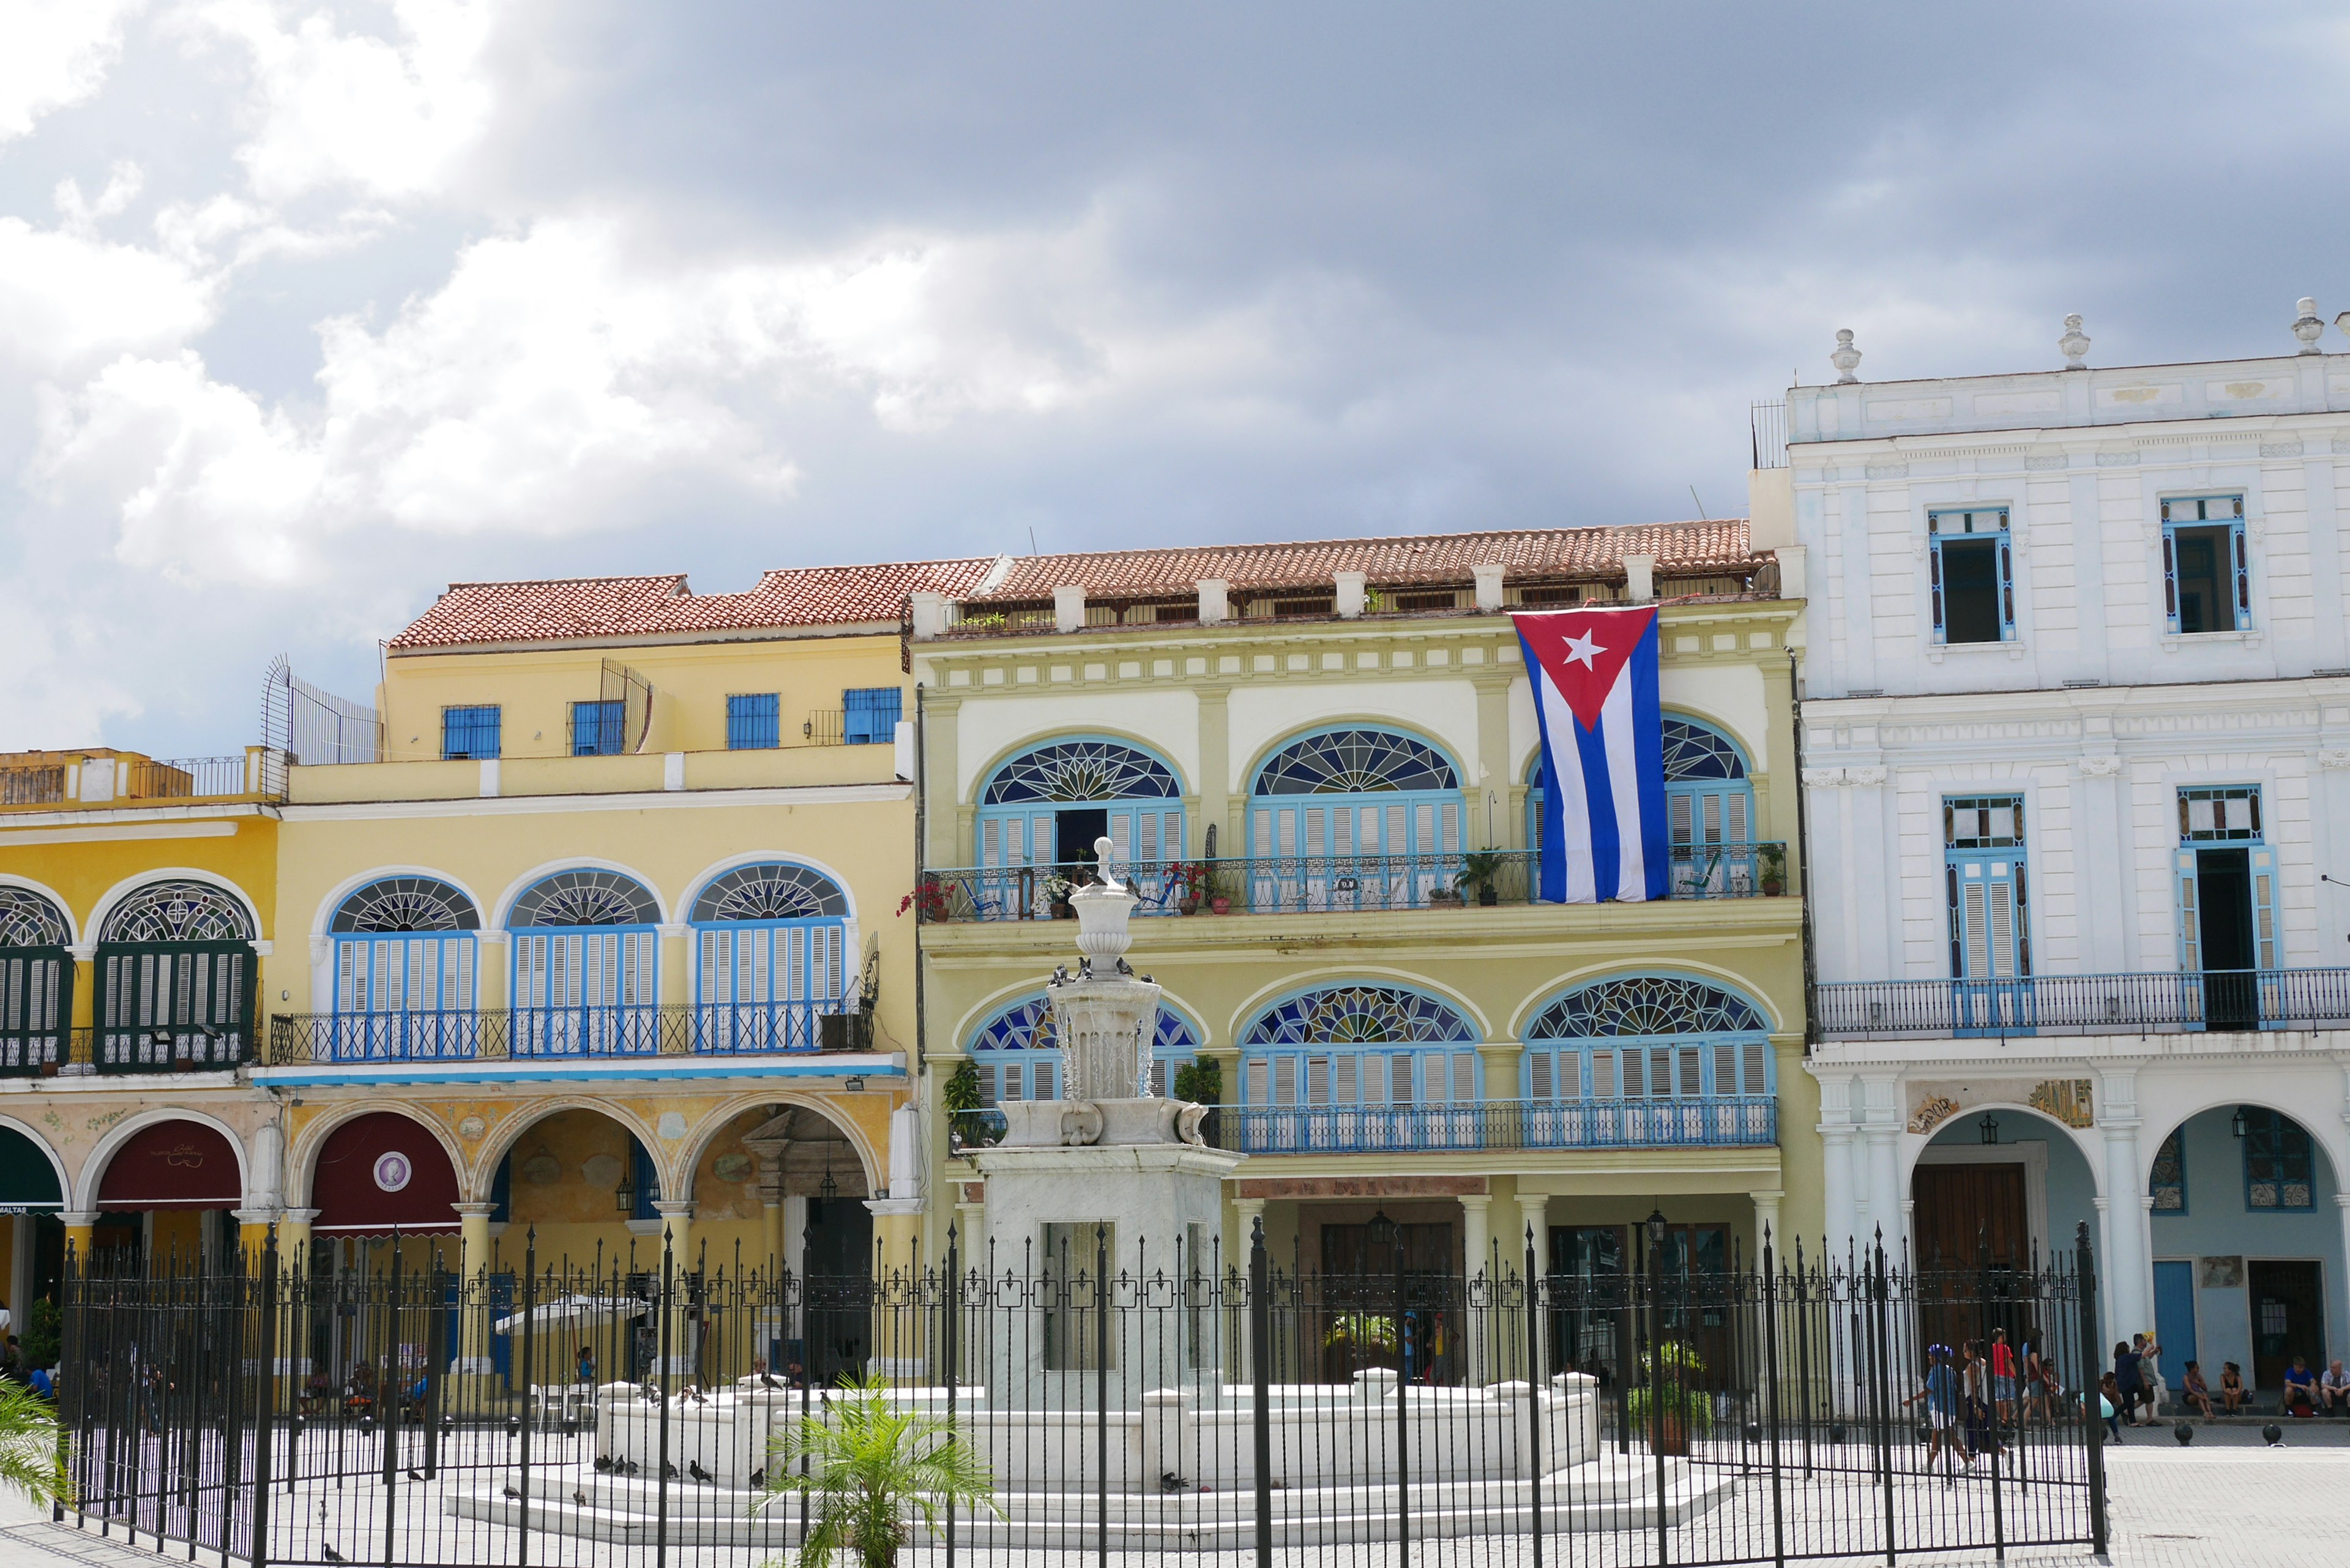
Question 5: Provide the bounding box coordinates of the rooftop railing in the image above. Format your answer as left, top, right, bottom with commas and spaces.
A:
914, 845, 1787, 922
1816, 968, 2350, 1038
949, 1096, 1777, 1155
0, 752, 280, 810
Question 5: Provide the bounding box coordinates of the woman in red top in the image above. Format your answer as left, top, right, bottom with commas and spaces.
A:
1991, 1329, 2019, 1425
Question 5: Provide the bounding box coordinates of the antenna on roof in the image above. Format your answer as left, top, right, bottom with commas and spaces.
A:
1688, 486, 1707, 520
1028, 526, 1039, 556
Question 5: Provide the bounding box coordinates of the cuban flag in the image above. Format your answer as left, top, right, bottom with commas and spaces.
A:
1515, 606, 1667, 903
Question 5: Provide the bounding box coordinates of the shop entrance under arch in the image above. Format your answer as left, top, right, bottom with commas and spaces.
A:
0, 1123, 64, 1323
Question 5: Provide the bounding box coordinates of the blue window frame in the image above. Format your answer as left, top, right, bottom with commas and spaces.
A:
2150, 1128, 2186, 1215
1944, 795, 2029, 979
1237, 984, 1481, 1108
2161, 495, 2248, 635
323, 876, 482, 1060
1521, 974, 1772, 1103
843, 687, 903, 745
508, 870, 662, 1056
441, 705, 502, 760
689, 863, 851, 1053
2174, 785, 2281, 981
965, 991, 1203, 1105
572, 700, 625, 756
2240, 1110, 2312, 1211
977, 736, 1186, 870
1529, 716, 1758, 894
1247, 727, 1463, 870
628, 1135, 661, 1222
1928, 507, 2014, 645
727, 693, 781, 750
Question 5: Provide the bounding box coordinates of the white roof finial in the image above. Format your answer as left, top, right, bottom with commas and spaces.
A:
2058, 314, 2091, 370
1830, 329, 1862, 384
2292, 297, 2324, 354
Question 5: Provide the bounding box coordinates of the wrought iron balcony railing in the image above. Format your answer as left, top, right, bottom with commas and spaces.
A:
914, 845, 1787, 923
265, 1004, 876, 1065
1816, 968, 2350, 1038
947, 1097, 1775, 1155
0, 1027, 253, 1078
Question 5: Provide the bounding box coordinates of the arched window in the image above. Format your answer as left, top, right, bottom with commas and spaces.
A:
1237, 984, 1480, 1108
1527, 716, 1758, 894
509, 870, 662, 1057
1522, 974, 1774, 1147
965, 993, 1202, 1106
977, 737, 1185, 871
0, 887, 70, 1072
329, 878, 480, 1036
94, 880, 255, 1071
690, 864, 852, 1052
1247, 729, 1464, 908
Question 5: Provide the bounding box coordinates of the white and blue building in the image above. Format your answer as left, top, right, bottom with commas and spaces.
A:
1777, 307, 2350, 1396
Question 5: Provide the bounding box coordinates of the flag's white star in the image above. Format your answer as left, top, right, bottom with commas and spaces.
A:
1562, 630, 1604, 668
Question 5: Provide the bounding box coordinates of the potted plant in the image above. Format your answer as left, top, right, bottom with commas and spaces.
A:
1042, 873, 1075, 919
942, 1059, 999, 1152
1453, 849, 1509, 908
1171, 1056, 1222, 1145
1626, 1341, 1714, 1457
1758, 843, 1787, 898
896, 877, 955, 922
1167, 862, 1210, 914
758, 1372, 1000, 1568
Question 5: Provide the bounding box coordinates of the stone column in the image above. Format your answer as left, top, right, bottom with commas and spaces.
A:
923, 696, 963, 868
1863, 1127, 1901, 1261
867, 1196, 927, 1376
231, 1206, 280, 1266
657, 923, 690, 1014
452, 1203, 497, 1374
60, 1211, 97, 1267
1473, 672, 1514, 849
1516, 1193, 1550, 1386
1750, 1189, 1785, 1266
653, 1203, 695, 1279
1820, 1126, 1856, 1264
1196, 686, 1230, 858
279, 1207, 318, 1272
1460, 1192, 1494, 1385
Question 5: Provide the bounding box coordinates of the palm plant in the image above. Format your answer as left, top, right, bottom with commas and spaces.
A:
757, 1375, 998, 1568
0, 1379, 70, 1507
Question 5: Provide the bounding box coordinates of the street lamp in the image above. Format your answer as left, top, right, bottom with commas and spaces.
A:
1644, 1208, 1668, 1252
614, 1173, 635, 1214
1979, 1113, 2001, 1146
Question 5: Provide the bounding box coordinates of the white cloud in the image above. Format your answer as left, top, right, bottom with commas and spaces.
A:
182, 0, 499, 204
33, 208, 1326, 583
0, 217, 217, 372
0, 0, 144, 143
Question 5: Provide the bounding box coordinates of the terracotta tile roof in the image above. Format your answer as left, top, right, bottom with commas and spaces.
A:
970, 522, 1755, 602
389, 521, 1759, 649
390, 559, 999, 649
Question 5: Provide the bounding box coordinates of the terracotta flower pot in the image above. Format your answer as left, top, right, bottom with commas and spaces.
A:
1652, 1410, 1690, 1457
1210, 897, 1231, 915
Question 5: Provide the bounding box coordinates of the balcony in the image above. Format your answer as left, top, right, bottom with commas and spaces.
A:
949, 1097, 1777, 1155
913, 845, 1786, 922
266, 1004, 875, 1064
0, 1026, 252, 1077
0, 750, 285, 812
1816, 968, 2350, 1039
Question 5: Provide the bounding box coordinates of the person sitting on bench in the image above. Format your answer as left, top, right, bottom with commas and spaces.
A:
2220, 1362, 2248, 1414
2282, 1356, 2319, 1417
2180, 1361, 2215, 1420
2321, 1360, 2350, 1416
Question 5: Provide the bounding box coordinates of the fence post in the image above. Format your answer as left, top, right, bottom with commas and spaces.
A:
1648, 1225, 1666, 1568
1870, 1235, 1896, 1568
1762, 1226, 1786, 1568
654, 1228, 672, 1568
424, 1261, 445, 1481
252, 1227, 278, 1568
1095, 1222, 1110, 1568
517, 1230, 536, 1568
1249, 1217, 1271, 1568
381, 1238, 400, 1568
1395, 1233, 1410, 1562
944, 1223, 959, 1568
2075, 1223, 2108, 1559
1523, 1225, 1544, 1568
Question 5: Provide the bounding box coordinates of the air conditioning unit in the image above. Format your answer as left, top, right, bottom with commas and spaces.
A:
819, 1013, 873, 1053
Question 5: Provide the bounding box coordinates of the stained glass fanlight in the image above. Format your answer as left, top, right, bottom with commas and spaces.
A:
330, 877, 480, 933
691, 864, 849, 922
509, 870, 662, 928
99, 880, 255, 943
983, 740, 1181, 804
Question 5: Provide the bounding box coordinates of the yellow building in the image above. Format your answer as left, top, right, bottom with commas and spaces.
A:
0, 560, 980, 1384
907, 525, 1818, 1386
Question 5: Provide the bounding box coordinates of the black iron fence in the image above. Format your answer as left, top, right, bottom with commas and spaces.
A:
58, 1226, 2106, 1567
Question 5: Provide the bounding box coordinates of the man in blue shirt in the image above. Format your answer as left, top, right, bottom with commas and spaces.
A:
1904, 1344, 1966, 1477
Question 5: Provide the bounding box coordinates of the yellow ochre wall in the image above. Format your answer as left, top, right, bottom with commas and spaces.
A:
377, 633, 912, 763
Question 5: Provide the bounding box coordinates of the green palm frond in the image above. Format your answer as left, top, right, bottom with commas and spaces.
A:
756, 1374, 998, 1568
0, 1381, 70, 1507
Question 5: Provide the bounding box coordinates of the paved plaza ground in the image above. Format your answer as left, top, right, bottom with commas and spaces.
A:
0, 1424, 2343, 1568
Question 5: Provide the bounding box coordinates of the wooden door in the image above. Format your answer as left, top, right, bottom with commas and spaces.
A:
1913, 1162, 2029, 1268
2249, 1260, 2324, 1393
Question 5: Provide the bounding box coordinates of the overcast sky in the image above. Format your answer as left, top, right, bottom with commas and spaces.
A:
3, 1, 2346, 754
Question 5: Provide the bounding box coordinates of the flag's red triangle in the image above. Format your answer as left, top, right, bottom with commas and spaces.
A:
1513, 607, 1655, 731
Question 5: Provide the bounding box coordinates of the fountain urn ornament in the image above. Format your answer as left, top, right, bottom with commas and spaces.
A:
2059, 313, 2091, 369
1830, 328, 1862, 384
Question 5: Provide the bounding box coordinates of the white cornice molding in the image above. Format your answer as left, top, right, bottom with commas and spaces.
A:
280, 782, 911, 822
0, 804, 271, 835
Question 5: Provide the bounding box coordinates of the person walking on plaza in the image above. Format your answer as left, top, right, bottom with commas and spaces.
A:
2136, 1332, 2166, 1421
2112, 1340, 2145, 1426
1903, 1344, 1966, 1481
1990, 1329, 2018, 1425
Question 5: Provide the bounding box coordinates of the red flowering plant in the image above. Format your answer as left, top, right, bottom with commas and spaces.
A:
897, 877, 956, 922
